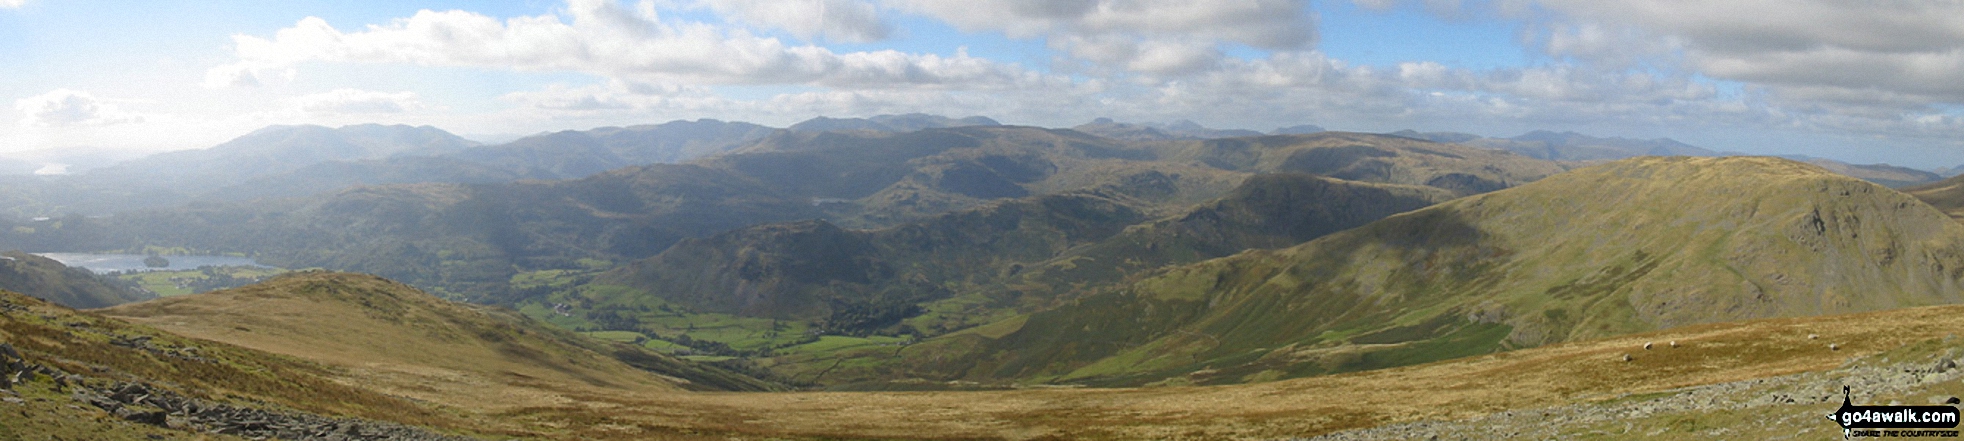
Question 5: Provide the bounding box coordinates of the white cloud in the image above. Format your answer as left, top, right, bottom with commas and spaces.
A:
693, 0, 890, 42
166, 0, 1964, 164
1523, 1, 1964, 102
13, 89, 143, 127
293, 89, 425, 115
208, 0, 1038, 89
886, 0, 1315, 74
1317, 0, 1964, 148
0, 0, 23, 9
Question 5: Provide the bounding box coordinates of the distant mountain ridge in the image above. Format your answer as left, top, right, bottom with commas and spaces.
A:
1410, 129, 1720, 161
94, 123, 479, 184
1382, 129, 1942, 187
789, 113, 1001, 133
1779, 155, 1943, 188
1, 124, 481, 215
1071, 118, 1266, 141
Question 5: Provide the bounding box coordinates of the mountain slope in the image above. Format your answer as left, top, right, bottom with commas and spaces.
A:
889, 156, 1964, 386
0, 250, 150, 308
100, 272, 779, 403
1004, 173, 1454, 303
572, 173, 1453, 386
593, 191, 1153, 334
593, 173, 1450, 333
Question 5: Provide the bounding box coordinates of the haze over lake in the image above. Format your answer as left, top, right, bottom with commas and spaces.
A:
35, 253, 267, 274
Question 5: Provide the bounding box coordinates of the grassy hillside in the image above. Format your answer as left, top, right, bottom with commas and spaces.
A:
0, 250, 150, 308
0, 285, 480, 439
100, 271, 780, 401
866, 156, 1964, 387
20, 272, 1964, 439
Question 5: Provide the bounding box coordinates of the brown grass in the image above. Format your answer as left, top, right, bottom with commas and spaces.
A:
125, 293, 1964, 439
581, 303, 1959, 440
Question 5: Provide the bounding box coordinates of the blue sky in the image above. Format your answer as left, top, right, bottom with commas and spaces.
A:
4, 0, 1964, 168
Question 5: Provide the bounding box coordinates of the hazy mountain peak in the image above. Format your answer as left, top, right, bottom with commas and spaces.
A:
788, 114, 999, 133
1271, 124, 1326, 135
1072, 118, 1262, 141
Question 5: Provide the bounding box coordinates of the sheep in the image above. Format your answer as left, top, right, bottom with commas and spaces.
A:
1669, 340, 1679, 348
1644, 342, 1653, 350
1621, 353, 1633, 362
1809, 334, 1819, 340
1830, 343, 1840, 351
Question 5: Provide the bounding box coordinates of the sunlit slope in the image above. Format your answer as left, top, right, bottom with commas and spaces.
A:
900, 156, 1964, 386
0, 286, 476, 440
101, 272, 778, 409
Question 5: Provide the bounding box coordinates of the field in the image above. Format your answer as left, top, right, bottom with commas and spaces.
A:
115, 265, 287, 296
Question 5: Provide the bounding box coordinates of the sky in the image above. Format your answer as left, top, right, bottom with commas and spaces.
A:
4, 0, 1964, 168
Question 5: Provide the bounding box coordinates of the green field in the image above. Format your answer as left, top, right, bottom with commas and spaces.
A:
519, 285, 819, 355
117, 266, 288, 297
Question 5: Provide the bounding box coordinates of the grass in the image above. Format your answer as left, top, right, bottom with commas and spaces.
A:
249, 301, 1956, 440
28, 271, 1964, 440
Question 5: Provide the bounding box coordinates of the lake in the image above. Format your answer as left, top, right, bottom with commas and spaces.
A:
34, 253, 269, 274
